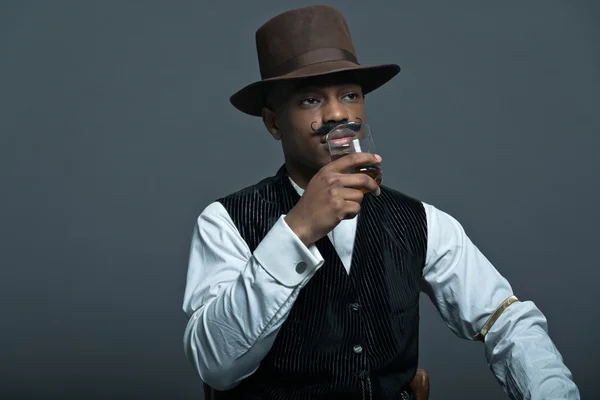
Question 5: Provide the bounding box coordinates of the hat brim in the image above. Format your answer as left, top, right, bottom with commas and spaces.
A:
230, 60, 401, 116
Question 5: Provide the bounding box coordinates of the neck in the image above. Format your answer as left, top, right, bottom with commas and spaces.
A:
284, 160, 318, 189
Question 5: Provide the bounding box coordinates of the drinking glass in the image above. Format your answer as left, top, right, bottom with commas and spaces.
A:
325, 122, 383, 189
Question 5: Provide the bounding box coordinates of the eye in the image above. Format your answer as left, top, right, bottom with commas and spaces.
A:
343, 92, 361, 101
300, 97, 320, 106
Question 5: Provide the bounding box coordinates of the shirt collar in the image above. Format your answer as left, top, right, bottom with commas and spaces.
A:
288, 177, 305, 196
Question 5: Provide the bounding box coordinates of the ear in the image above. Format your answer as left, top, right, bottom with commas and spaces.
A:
262, 107, 281, 140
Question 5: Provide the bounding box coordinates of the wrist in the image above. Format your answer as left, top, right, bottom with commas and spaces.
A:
284, 214, 313, 246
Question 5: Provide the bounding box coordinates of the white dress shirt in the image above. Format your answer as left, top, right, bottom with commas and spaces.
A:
182, 178, 580, 399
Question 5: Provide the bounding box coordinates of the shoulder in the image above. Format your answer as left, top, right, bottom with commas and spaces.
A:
419, 201, 467, 240
377, 184, 426, 212
193, 175, 277, 227
378, 187, 464, 230
194, 201, 233, 230
376, 186, 458, 228
217, 174, 281, 204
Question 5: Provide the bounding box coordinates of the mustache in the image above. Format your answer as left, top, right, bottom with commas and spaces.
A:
311, 118, 363, 135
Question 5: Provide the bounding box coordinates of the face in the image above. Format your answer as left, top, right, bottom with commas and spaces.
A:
262, 72, 366, 176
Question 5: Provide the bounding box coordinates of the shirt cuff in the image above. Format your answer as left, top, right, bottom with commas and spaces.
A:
253, 215, 324, 287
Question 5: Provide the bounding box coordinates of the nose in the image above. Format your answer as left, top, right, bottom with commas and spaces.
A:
322, 97, 349, 125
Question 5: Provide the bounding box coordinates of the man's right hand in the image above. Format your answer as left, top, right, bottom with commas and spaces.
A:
284, 152, 382, 246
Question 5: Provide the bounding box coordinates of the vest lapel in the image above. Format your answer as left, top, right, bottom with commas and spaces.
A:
349, 194, 386, 281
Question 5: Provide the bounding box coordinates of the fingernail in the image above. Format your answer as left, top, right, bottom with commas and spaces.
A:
375, 154, 382, 162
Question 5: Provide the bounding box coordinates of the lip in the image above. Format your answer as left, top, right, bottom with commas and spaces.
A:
329, 137, 354, 146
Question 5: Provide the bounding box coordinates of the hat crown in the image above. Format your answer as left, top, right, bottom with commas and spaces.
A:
255, 5, 357, 79
230, 5, 400, 116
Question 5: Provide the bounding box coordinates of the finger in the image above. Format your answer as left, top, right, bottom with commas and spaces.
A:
337, 173, 380, 195
327, 152, 382, 173
331, 187, 364, 203
342, 200, 361, 219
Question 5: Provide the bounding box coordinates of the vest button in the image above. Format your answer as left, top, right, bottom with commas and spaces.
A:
400, 390, 409, 400
349, 302, 361, 311
353, 344, 363, 354
295, 261, 307, 274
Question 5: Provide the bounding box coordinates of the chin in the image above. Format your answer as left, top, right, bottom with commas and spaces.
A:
289, 147, 332, 173
317, 146, 333, 166
302, 157, 330, 173
315, 153, 333, 168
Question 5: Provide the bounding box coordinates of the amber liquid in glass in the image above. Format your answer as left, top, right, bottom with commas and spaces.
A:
331, 153, 383, 193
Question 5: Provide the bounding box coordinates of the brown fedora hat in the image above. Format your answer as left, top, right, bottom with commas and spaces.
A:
230, 5, 400, 116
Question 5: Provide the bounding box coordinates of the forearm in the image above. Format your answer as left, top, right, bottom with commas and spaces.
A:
182, 213, 323, 390
184, 258, 307, 390
421, 202, 580, 399
484, 301, 580, 400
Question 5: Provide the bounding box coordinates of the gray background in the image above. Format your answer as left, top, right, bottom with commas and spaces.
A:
1, 1, 598, 399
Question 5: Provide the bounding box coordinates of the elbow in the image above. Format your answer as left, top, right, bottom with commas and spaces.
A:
189, 351, 242, 391
201, 365, 242, 391
183, 319, 242, 391
186, 347, 242, 391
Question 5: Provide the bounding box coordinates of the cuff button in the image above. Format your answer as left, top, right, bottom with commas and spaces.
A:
295, 261, 307, 274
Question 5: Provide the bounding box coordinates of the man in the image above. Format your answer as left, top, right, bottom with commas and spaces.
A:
182, 5, 579, 400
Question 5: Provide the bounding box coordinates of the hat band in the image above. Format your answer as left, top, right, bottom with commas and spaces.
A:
266, 47, 358, 78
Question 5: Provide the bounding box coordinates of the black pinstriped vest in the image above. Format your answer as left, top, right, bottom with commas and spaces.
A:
212, 166, 427, 400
